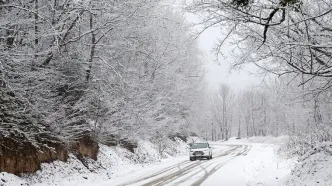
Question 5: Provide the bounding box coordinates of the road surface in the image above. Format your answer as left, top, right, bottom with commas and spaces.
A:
109, 143, 252, 186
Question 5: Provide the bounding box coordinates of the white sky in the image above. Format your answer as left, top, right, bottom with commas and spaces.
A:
198, 26, 261, 91
183, 9, 262, 91
167, 0, 263, 91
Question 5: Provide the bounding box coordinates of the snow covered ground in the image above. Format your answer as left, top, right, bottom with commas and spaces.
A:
93, 136, 296, 186
209, 137, 296, 186
0, 138, 188, 186
3, 136, 331, 186
283, 142, 332, 186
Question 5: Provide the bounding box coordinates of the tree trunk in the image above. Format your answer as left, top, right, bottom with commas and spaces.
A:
237, 119, 241, 138
34, 0, 38, 46
86, 13, 96, 82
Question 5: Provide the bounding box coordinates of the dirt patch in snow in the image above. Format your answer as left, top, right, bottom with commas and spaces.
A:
0, 133, 68, 175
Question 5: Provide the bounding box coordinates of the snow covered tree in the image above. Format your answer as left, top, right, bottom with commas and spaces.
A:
1, 0, 206, 146
186, 0, 332, 88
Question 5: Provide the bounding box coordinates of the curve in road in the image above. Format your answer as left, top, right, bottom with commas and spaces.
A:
116, 144, 251, 186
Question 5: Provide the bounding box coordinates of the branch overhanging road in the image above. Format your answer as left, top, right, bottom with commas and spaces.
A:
113, 143, 252, 186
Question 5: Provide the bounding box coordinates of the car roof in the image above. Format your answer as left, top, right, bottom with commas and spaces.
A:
191, 142, 209, 144
193, 142, 208, 144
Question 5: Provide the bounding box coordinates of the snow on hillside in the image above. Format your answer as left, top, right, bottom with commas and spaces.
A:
0, 138, 188, 186
232, 136, 332, 186
283, 142, 332, 186
0, 172, 28, 186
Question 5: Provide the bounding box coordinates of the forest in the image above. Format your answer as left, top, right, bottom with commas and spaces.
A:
1, 0, 332, 182
0, 0, 205, 174
187, 0, 332, 157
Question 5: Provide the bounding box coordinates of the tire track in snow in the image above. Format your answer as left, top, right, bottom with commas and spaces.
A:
115, 145, 250, 186
115, 160, 193, 186
191, 145, 250, 186
141, 145, 245, 186
235, 145, 251, 156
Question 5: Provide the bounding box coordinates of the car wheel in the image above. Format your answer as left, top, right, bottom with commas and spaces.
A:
190, 157, 194, 161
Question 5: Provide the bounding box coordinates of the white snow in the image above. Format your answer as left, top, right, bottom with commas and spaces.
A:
94, 136, 296, 186
224, 136, 289, 145
203, 144, 295, 186
95, 144, 234, 186
0, 137, 188, 186
0, 172, 28, 186
283, 142, 332, 186
193, 137, 295, 186
5, 136, 330, 186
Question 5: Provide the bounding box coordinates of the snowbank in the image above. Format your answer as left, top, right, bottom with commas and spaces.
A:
0, 172, 27, 186
283, 142, 332, 186
246, 136, 289, 144
0, 137, 187, 186
223, 136, 289, 145
215, 136, 295, 186
200, 143, 296, 186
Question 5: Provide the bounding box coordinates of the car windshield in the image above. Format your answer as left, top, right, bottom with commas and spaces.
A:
190, 143, 208, 149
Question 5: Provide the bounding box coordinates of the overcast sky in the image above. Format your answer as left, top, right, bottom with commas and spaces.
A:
197, 26, 261, 91
183, 8, 262, 91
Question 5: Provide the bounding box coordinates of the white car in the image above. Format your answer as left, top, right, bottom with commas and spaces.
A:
189, 142, 212, 161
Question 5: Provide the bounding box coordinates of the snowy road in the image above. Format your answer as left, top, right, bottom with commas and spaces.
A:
4, 137, 295, 186
100, 144, 253, 186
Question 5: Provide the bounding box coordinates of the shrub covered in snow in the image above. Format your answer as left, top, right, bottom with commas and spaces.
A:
281, 125, 332, 158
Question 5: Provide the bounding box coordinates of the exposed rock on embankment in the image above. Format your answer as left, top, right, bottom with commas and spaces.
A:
0, 86, 99, 175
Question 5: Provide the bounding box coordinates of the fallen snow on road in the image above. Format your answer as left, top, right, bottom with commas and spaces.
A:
94, 137, 296, 186
0, 136, 301, 186
200, 139, 296, 186
95, 144, 235, 186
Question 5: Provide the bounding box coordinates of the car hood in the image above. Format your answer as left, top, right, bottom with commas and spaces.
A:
190, 148, 209, 151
